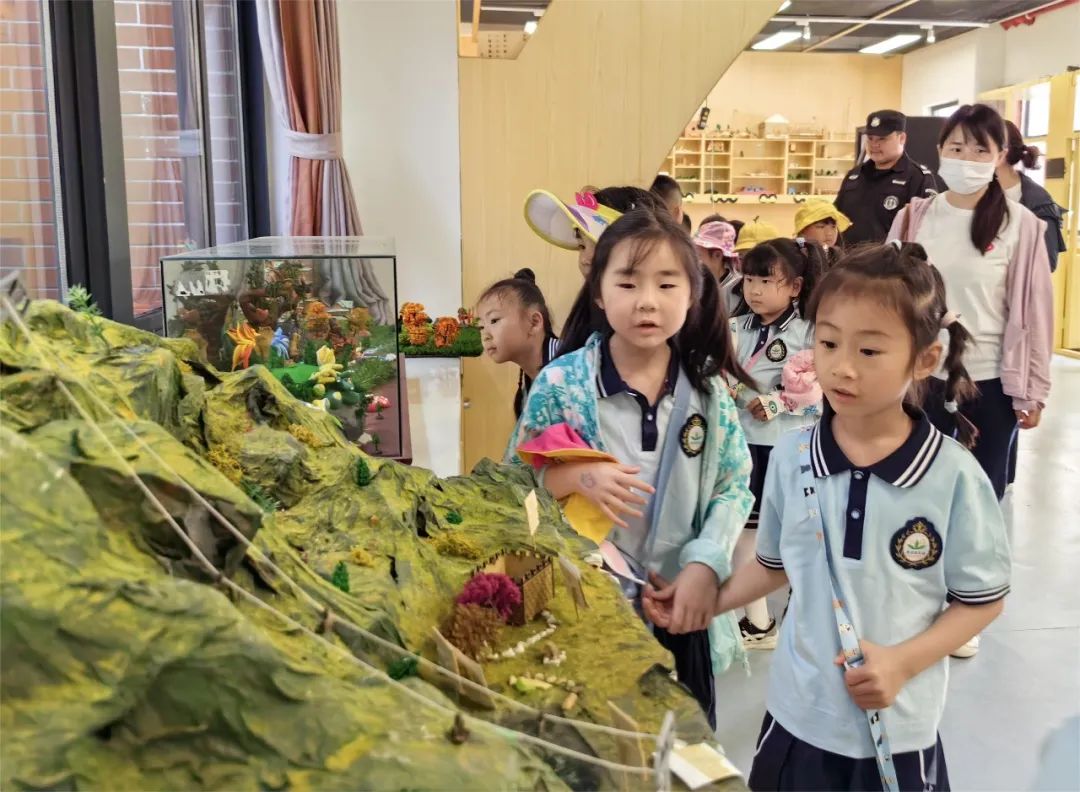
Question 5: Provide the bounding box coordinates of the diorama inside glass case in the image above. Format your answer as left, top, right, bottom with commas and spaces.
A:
160, 237, 403, 458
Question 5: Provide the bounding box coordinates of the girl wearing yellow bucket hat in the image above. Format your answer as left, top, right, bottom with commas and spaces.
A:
793, 200, 852, 249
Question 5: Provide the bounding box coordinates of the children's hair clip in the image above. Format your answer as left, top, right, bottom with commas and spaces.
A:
890, 239, 903, 250
575, 192, 598, 210
944, 400, 959, 414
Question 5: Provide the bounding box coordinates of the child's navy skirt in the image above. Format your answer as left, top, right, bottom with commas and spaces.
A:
748, 712, 950, 791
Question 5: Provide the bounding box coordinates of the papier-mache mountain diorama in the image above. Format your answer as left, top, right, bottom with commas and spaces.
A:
0, 282, 743, 791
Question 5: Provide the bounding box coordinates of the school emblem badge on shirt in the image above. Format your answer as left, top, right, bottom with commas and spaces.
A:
890, 518, 942, 569
883, 195, 899, 211
766, 339, 787, 362
680, 414, 707, 457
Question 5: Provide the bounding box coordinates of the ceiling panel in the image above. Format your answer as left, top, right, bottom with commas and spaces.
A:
755, 0, 1051, 52
464, 1, 1054, 53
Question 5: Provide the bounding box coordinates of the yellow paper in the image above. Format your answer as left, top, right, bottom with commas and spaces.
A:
524, 490, 539, 538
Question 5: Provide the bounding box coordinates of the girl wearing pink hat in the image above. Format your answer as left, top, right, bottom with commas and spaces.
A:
693, 221, 743, 317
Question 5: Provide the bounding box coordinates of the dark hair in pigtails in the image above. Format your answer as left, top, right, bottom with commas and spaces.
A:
740, 237, 827, 314
478, 267, 557, 418
558, 209, 753, 391
807, 241, 980, 448
1004, 120, 1041, 170
939, 104, 1010, 255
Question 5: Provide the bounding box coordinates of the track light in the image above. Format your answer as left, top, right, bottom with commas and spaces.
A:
801, 22, 811, 40
524, 19, 537, 35
923, 25, 936, 43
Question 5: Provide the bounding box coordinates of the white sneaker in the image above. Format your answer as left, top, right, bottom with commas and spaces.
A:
740, 616, 778, 650
951, 635, 980, 658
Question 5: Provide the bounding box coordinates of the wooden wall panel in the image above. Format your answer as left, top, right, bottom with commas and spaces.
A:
702, 51, 903, 136
459, 0, 777, 469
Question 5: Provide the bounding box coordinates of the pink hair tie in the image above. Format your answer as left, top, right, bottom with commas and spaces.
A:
575, 192, 599, 210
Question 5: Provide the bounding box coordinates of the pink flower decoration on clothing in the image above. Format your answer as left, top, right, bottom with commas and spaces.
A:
780, 349, 822, 412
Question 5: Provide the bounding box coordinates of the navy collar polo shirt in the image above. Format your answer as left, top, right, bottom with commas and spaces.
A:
755, 402, 1010, 759
742, 305, 799, 358
596, 336, 704, 565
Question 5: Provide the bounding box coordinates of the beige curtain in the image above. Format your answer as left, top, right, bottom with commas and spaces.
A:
256, 0, 390, 322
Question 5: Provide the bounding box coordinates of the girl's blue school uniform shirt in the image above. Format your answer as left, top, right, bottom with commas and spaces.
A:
595, 337, 706, 565
730, 308, 819, 446
756, 405, 1010, 758
507, 332, 754, 673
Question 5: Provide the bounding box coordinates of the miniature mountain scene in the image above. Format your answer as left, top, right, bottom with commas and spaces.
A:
0, 300, 741, 791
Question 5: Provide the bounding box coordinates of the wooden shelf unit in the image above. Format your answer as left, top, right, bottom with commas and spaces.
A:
661, 133, 856, 197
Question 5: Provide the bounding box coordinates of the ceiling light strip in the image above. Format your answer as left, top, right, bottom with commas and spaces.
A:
772, 15, 989, 28
859, 33, 922, 54
803, 0, 920, 53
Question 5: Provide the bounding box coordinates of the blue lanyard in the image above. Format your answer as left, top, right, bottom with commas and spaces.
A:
797, 428, 899, 792
641, 367, 692, 564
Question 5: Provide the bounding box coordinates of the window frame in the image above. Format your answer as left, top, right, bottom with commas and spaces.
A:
45, 0, 268, 330
929, 100, 960, 118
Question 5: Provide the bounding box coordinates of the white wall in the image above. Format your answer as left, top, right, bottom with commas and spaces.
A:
1000, 3, 1080, 86
901, 4, 1080, 115
337, 0, 464, 478
900, 31, 980, 115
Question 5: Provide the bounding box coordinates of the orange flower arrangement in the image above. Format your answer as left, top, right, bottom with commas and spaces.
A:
304, 301, 331, 338
399, 302, 430, 328
407, 323, 432, 346
433, 317, 460, 348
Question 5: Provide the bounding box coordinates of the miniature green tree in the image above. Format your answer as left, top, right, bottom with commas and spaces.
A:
331, 561, 350, 593
355, 458, 372, 487
302, 341, 319, 365
387, 656, 419, 680
66, 285, 109, 350
446, 510, 463, 525
242, 480, 281, 513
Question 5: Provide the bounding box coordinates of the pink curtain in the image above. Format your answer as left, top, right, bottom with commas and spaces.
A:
256, 0, 390, 322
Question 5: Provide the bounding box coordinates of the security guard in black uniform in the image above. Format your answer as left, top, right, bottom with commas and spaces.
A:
834, 110, 941, 245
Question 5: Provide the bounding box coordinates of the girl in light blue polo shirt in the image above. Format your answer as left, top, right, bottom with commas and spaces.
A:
727, 238, 827, 650
508, 208, 755, 729
646, 242, 1010, 791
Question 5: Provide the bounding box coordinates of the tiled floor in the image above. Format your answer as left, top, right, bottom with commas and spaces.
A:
713, 356, 1080, 791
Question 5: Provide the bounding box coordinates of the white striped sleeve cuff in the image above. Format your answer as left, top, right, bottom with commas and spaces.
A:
947, 584, 1010, 605
756, 553, 784, 571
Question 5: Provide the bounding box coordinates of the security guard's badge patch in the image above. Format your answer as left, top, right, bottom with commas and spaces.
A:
680, 414, 707, 457
883, 195, 899, 211
766, 339, 787, 362
891, 518, 942, 569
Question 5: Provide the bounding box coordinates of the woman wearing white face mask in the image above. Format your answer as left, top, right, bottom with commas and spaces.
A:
887, 104, 1053, 505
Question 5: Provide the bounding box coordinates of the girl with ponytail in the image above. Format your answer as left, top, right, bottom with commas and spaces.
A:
644, 242, 1011, 789
997, 120, 1067, 272
726, 236, 828, 649
886, 103, 1054, 507
476, 268, 559, 419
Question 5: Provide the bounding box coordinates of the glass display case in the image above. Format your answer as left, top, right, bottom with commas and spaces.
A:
160, 237, 404, 459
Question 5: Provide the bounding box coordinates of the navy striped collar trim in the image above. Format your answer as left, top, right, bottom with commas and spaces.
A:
542, 335, 560, 366
597, 335, 678, 400
810, 403, 943, 488
742, 306, 797, 333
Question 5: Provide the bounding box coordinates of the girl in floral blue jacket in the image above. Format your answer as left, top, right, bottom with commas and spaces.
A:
506, 209, 754, 727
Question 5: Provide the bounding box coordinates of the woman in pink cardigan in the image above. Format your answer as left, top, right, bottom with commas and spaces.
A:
888, 103, 1053, 503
